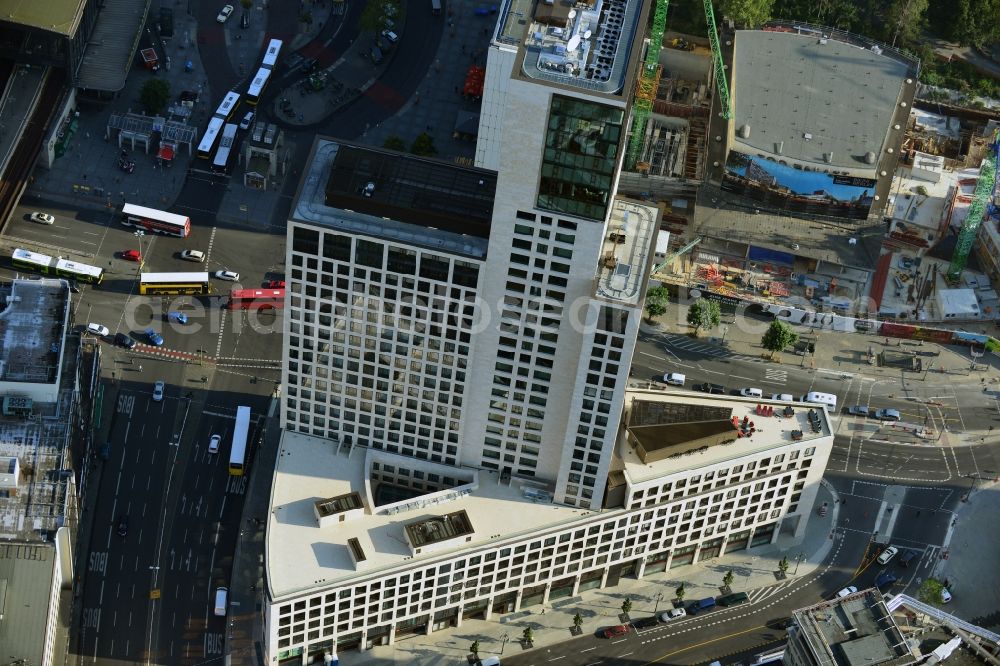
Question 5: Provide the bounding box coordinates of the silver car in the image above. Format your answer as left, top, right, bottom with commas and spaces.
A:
30, 212, 55, 225
152, 381, 165, 402
214, 270, 240, 281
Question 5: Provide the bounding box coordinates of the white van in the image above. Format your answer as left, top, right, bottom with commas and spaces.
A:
479, 657, 501, 666
739, 388, 763, 399
214, 587, 228, 616
663, 372, 686, 386
770, 393, 794, 402
802, 391, 837, 410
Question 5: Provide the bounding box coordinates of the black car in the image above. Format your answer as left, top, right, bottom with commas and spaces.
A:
114, 332, 136, 349
67, 280, 81, 294
631, 616, 659, 629
117, 515, 129, 537
696, 382, 726, 394
369, 43, 384, 64
898, 549, 918, 567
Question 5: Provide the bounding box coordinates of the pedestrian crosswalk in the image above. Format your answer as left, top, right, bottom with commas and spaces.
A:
746, 580, 796, 604
660, 334, 787, 383
765, 368, 788, 384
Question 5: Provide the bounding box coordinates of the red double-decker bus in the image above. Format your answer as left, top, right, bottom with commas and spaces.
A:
227, 288, 284, 310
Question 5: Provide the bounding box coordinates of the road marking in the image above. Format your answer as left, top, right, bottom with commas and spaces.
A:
765, 369, 788, 383
703, 369, 723, 374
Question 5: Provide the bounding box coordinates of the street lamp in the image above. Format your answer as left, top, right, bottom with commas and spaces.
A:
134, 230, 146, 271
499, 632, 509, 655
793, 552, 804, 576
654, 591, 663, 614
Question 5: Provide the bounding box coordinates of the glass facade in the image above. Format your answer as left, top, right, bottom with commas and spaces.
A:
537, 95, 624, 221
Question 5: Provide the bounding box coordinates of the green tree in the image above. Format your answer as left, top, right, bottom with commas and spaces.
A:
778, 556, 790, 576
687, 298, 721, 335
470, 640, 480, 657
383, 135, 407, 151
886, 0, 928, 46
918, 578, 948, 604
761, 320, 798, 359
239, 0, 252, 8
723, 570, 735, 589
675, 583, 686, 602
139, 79, 171, 115
360, 0, 400, 33
410, 132, 437, 157
621, 597, 632, 615
720, 0, 775, 27
644, 286, 669, 322
522, 626, 534, 644
573, 613, 584, 630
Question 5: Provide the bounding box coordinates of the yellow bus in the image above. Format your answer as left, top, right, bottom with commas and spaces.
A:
139, 272, 210, 295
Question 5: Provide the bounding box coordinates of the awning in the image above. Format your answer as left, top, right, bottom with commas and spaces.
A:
158, 144, 175, 161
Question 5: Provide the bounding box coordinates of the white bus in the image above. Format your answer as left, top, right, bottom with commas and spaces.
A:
121, 203, 191, 237
212, 123, 239, 174
215, 91, 241, 120
197, 117, 225, 159
261, 38, 282, 69
229, 406, 251, 475
245, 67, 270, 105
10, 248, 105, 284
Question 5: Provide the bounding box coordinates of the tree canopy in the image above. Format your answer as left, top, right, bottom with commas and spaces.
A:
644, 286, 670, 321
720, 0, 775, 27
761, 320, 798, 358
687, 299, 721, 334
139, 79, 170, 115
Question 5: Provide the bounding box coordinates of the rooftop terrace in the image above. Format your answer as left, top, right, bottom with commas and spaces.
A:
594, 199, 658, 305
617, 390, 832, 483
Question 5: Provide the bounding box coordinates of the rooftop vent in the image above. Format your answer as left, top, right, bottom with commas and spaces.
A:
774, 141, 783, 154
864, 151, 876, 165
363, 182, 375, 197
738, 124, 751, 139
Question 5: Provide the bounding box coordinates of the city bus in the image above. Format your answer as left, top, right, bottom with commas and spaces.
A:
261, 38, 282, 69
197, 117, 225, 159
212, 123, 238, 174
121, 203, 191, 237
245, 67, 270, 105
138, 271, 210, 295
11, 248, 105, 284
227, 288, 284, 310
215, 91, 241, 120
229, 405, 251, 475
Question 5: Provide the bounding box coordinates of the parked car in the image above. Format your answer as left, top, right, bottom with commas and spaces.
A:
877, 545, 899, 565
602, 624, 629, 639
658, 608, 686, 622
662, 372, 686, 386
739, 387, 763, 398
239, 111, 254, 130
846, 405, 870, 417
152, 380, 165, 402
875, 572, 897, 589
687, 597, 716, 615
696, 382, 726, 394
167, 311, 189, 325
837, 586, 858, 598
214, 270, 240, 281
369, 43, 384, 64
144, 327, 164, 346
180, 249, 205, 262
898, 549, 918, 567
208, 434, 221, 454
216, 4, 234, 22
264, 279, 285, 288
30, 212, 55, 225
717, 592, 750, 607
117, 515, 129, 537
940, 588, 952, 603
381, 29, 399, 43
121, 249, 141, 262
632, 616, 659, 629
86, 323, 110, 337
875, 408, 901, 422
114, 332, 136, 349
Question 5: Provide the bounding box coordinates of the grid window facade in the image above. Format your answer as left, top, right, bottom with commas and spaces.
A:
481, 211, 576, 476
283, 224, 481, 464
269, 442, 820, 659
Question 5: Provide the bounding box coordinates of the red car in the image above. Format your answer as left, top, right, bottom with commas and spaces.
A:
602, 624, 630, 639
121, 249, 141, 262
264, 280, 285, 289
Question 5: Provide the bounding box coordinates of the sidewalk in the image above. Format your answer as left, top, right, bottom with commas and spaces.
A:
338, 483, 841, 666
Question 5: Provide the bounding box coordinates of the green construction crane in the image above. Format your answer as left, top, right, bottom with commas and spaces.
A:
947, 137, 998, 281
625, 0, 733, 169
652, 236, 702, 274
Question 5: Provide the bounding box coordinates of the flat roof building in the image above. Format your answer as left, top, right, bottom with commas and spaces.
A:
265, 391, 833, 661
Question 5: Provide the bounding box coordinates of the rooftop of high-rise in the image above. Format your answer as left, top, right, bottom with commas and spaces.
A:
494, 0, 645, 96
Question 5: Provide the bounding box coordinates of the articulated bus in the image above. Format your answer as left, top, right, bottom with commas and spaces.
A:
245, 67, 270, 105
138, 272, 210, 295
197, 117, 225, 159
121, 203, 191, 237
261, 38, 282, 68
215, 91, 241, 120
11, 248, 104, 284
227, 288, 284, 310
212, 124, 239, 174
229, 405, 251, 475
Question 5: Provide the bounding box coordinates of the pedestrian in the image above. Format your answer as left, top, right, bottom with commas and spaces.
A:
139, 364, 143, 372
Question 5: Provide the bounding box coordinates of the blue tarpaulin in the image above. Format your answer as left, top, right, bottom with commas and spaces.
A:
749, 246, 795, 266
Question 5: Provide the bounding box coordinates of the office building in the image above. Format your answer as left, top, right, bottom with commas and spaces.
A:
265, 390, 834, 662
